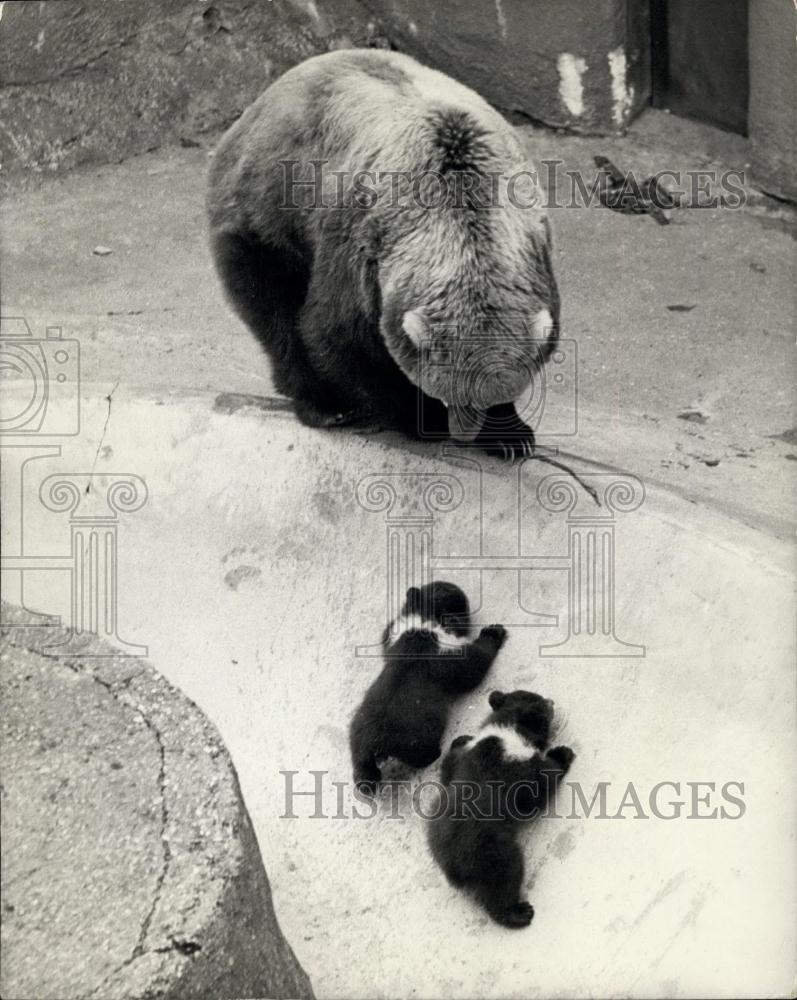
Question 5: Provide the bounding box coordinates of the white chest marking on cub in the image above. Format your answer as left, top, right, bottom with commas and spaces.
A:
392, 614, 471, 653
475, 724, 539, 761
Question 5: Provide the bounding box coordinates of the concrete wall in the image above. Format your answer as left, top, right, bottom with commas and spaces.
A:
748, 0, 797, 201
358, 0, 651, 132
0, 0, 650, 185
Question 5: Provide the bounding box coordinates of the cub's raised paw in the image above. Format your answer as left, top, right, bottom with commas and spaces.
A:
502, 901, 534, 928
480, 624, 508, 648
547, 745, 576, 770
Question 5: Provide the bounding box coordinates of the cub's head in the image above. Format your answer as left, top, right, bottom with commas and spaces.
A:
487, 689, 555, 748
402, 581, 471, 636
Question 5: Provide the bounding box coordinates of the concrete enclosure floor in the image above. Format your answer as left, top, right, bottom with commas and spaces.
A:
2, 110, 796, 997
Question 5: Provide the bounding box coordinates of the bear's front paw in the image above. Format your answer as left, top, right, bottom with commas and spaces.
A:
481, 434, 536, 463
480, 624, 508, 648
295, 400, 380, 431
547, 745, 575, 771
474, 407, 536, 463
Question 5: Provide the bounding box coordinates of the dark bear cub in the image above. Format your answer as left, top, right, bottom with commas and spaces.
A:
349, 582, 507, 795
428, 690, 575, 928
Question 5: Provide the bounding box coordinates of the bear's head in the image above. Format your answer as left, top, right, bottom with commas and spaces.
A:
361, 161, 560, 443
487, 689, 555, 748
402, 581, 471, 636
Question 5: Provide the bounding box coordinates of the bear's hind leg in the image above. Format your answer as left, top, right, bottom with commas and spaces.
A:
211, 230, 336, 410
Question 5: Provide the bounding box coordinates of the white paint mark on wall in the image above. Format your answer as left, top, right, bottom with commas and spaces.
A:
34, 29, 45, 53
608, 47, 634, 126
494, 0, 508, 41
557, 53, 587, 117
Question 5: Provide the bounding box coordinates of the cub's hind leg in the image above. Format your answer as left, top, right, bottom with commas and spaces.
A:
399, 741, 443, 771
473, 836, 534, 928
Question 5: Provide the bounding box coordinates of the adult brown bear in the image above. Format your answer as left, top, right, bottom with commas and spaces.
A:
207, 49, 560, 458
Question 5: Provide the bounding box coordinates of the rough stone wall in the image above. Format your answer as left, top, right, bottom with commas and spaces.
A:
0, 0, 380, 184
0, 0, 650, 185
0, 604, 315, 1000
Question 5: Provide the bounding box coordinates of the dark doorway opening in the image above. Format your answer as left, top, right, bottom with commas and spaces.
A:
651, 0, 749, 135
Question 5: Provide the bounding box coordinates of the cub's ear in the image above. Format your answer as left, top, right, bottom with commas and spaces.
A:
405, 586, 422, 612
488, 690, 506, 710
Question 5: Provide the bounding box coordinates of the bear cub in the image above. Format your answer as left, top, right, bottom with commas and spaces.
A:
428, 690, 575, 928
349, 582, 507, 795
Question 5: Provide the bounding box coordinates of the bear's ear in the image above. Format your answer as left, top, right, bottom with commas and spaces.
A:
531, 307, 555, 343
402, 309, 429, 348
488, 690, 506, 710
530, 217, 560, 344
405, 586, 422, 612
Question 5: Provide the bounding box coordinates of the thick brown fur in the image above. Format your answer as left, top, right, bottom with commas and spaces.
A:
207, 50, 560, 455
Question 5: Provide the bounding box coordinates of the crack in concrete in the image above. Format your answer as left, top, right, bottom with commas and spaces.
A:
38, 652, 174, 995
130, 722, 172, 962
4, 865, 43, 889
86, 378, 120, 494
